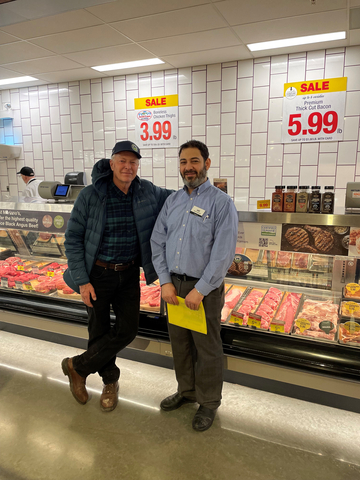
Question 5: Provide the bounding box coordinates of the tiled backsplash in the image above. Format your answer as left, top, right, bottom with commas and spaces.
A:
1, 45, 360, 213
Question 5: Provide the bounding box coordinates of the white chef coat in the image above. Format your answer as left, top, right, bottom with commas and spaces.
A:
23, 178, 42, 198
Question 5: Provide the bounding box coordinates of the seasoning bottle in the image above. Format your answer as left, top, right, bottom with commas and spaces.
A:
283, 186, 297, 212
309, 186, 321, 213
272, 186, 284, 212
321, 186, 335, 214
296, 186, 309, 213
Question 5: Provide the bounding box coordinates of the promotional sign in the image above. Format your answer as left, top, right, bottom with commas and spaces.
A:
281, 224, 349, 256
0, 209, 70, 233
237, 222, 282, 250
282, 77, 347, 143
134, 94, 178, 149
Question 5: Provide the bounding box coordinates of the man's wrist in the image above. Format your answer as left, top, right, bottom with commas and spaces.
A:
195, 288, 204, 296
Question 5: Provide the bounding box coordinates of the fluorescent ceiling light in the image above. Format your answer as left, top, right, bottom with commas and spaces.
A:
92, 58, 164, 72
0, 76, 38, 86
247, 31, 346, 52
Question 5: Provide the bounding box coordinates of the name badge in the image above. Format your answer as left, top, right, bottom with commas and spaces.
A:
190, 206, 205, 217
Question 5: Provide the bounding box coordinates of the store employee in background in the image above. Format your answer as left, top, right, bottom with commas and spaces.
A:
62, 140, 173, 413
151, 140, 238, 432
17, 166, 42, 200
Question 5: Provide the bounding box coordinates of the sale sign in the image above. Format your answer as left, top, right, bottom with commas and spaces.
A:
134, 94, 178, 149
281, 77, 347, 143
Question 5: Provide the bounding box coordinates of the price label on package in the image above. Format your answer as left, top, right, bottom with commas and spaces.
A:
282, 77, 347, 144
134, 95, 178, 149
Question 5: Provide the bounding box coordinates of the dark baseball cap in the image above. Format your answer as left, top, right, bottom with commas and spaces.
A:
17, 166, 34, 176
112, 141, 141, 159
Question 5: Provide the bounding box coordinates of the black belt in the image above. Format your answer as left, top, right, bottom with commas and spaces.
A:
95, 259, 135, 271
171, 273, 199, 282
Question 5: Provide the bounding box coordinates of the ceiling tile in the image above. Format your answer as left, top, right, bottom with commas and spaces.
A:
140, 28, 241, 56
64, 43, 156, 67
215, 0, 347, 26
86, 0, 211, 22
1, 9, 103, 39
0, 5, 27, 27
35, 67, 104, 83
0, 30, 18, 45
0, 41, 55, 63
162, 45, 252, 68
30, 25, 131, 54
2, 56, 84, 74
233, 11, 348, 44
110, 5, 227, 42
0, 0, 116, 21
0, 65, 23, 79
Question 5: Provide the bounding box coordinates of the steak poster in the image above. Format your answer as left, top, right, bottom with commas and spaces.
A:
281, 224, 349, 256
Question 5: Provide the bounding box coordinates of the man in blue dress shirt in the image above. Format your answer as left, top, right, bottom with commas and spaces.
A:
151, 140, 238, 432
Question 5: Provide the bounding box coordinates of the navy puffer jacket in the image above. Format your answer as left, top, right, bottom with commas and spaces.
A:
63, 158, 174, 293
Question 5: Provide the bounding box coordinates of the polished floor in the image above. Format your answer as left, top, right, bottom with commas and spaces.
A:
1, 330, 360, 480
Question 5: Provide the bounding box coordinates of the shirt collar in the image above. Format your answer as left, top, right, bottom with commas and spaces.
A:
109, 180, 133, 197
182, 178, 211, 195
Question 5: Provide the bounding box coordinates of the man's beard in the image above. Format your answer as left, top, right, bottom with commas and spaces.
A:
181, 165, 207, 189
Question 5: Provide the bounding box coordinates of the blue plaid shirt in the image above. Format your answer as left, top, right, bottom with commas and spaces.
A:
97, 181, 139, 264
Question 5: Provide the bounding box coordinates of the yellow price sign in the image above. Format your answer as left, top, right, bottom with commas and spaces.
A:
343, 321, 360, 333
345, 283, 360, 295
295, 318, 311, 333
270, 322, 285, 333
248, 316, 261, 328
257, 199, 271, 210
230, 314, 243, 326
47, 270, 55, 277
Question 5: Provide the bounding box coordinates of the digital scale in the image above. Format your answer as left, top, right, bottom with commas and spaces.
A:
38, 171, 86, 202
345, 182, 360, 214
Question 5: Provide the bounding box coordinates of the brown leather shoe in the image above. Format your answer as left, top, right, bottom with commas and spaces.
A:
100, 381, 119, 412
61, 357, 88, 405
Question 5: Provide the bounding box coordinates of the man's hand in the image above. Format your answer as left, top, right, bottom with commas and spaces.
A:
79, 283, 97, 307
185, 288, 204, 311
161, 283, 179, 305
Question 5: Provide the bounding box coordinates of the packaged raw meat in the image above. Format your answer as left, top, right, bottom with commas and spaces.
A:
229, 288, 266, 326
291, 253, 309, 270
251, 287, 284, 329
261, 250, 277, 266
271, 292, 302, 333
339, 321, 360, 346
140, 284, 161, 311
293, 298, 339, 341
275, 252, 292, 269
343, 283, 360, 300
220, 286, 246, 323
244, 249, 260, 263
341, 301, 360, 319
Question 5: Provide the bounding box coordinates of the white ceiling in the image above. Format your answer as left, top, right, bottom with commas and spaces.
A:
0, 0, 360, 89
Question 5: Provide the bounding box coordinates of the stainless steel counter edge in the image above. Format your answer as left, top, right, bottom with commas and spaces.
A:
238, 211, 360, 227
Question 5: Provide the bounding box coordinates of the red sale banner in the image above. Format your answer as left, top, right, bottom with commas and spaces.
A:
281, 77, 347, 144
134, 95, 178, 149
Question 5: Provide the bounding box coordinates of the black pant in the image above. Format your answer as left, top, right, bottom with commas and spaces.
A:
73, 263, 140, 384
168, 277, 225, 410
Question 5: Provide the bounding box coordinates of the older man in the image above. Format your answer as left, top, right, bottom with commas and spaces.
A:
62, 141, 172, 412
17, 166, 42, 200
151, 140, 238, 432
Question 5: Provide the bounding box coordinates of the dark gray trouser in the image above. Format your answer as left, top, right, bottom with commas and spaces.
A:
168, 276, 225, 410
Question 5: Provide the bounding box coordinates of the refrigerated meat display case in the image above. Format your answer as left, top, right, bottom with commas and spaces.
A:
1, 203, 360, 411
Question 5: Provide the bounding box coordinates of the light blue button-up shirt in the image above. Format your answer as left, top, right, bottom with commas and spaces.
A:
151, 179, 238, 296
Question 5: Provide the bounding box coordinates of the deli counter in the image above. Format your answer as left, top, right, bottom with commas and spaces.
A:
1, 202, 360, 411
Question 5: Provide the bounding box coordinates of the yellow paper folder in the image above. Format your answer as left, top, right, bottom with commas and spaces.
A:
167, 296, 207, 335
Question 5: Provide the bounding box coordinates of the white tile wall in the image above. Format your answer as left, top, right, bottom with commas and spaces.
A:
0, 48, 359, 213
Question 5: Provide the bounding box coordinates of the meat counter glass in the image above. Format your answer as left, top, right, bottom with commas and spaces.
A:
0, 202, 162, 319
